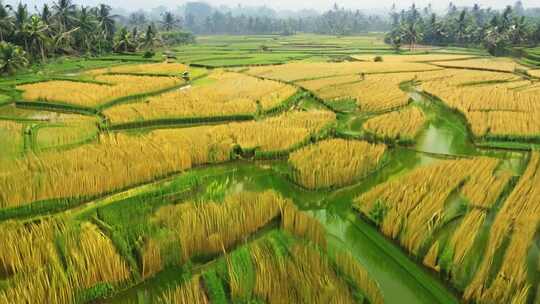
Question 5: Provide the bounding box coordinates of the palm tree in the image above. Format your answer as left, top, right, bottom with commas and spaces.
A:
0, 1, 13, 41
510, 16, 529, 45
114, 27, 134, 53
21, 15, 50, 61
160, 12, 178, 31
13, 3, 28, 32
52, 0, 76, 32
0, 41, 28, 75
143, 24, 158, 50
402, 20, 423, 51
39, 4, 52, 25
95, 4, 115, 40
94, 4, 116, 53
455, 10, 469, 44
75, 6, 96, 53
13, 3, 29, 50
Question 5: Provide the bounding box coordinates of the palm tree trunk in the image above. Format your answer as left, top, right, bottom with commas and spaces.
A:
40, 41, 46, 62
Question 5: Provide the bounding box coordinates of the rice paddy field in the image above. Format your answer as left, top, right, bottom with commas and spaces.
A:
0, 34, 538, 304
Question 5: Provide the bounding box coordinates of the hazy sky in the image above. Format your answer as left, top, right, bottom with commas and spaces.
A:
8, 0, 540, 12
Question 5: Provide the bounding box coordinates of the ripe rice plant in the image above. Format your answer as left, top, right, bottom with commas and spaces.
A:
363, 106, 426, 141
334, 251, 384, 304
249, 238, 357, 303
0, 219, 63, 276
150, 191, 325, 268
247, 61, 441, 82
0, 111, 334, 208
464, 152, 540, 304
355, 157, 507, 255
289, 139, 386, 189
65, 222, 131, 289
18, 75, 182, 107
447, 209, 486, 267
141, 238, 163, 280
529, 69, 540, 77
0, 120, 23, 158
86, 62, 189, 76
0, 220, 130, 304
433, 58, 528, 73
353, 54, 476, 63
104, 71, 297, 124
296, 74, 363, 92
419, 69, 540, 138
162, 231, 383, 304
216, 110, 335, 152
314, 73, 417, 112
281, 202, 326, 248
35, 122, 99, 151
152, 191, 284, 262
423, 241, 440, 271
0, 132, 193, 208
159, 275, 209, 304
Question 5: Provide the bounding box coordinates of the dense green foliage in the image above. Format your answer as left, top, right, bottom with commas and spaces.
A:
387, 2, 540, 55
0, 0, 195, 74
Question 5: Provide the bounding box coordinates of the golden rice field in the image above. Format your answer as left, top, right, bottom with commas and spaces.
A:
0, 110, 335, 208
35, 122, 98, 151
247, 61, 441, 82
299, 72, 417, 112
353, 54, 477, 63
289, 139, 386, 189
85, 62, 189, 76
363, 106, 426, 140
0, 120, 23, 159
4, 40, 540, 304
0, 220, 130, 303
529, 69, 540, 77
156, 190, 383, 304
419, 69, 540, 138
18, 75, 183, 107
355, 157, 512, 255
103, 71, 297, 124
432, 58, 529, 72
464, 152, 540, 304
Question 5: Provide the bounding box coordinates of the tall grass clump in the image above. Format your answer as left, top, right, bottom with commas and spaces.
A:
288, 139, 386, 189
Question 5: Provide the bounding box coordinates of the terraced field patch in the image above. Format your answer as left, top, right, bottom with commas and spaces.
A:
103, 71, 297, 125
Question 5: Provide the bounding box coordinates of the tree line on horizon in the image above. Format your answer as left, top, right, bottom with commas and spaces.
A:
1, 1, 540, 75
387, 2, 540, 55
0, 0, 194, 74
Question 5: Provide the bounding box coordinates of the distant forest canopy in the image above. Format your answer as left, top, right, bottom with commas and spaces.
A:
0, 0, 540, 73
386, 2, 540, 55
